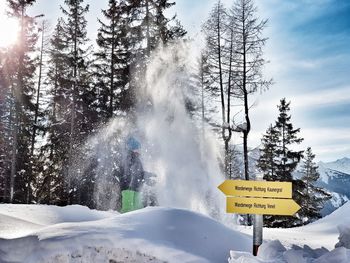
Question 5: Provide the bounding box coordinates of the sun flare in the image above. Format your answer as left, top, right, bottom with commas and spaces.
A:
0, 3, 20, 48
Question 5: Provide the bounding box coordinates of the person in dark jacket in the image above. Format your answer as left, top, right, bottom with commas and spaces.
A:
120, 136, 145, 213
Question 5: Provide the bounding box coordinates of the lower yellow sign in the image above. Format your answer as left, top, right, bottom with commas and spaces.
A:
226, 197, 301, 216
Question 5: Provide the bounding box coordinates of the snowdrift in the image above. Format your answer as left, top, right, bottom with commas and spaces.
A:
230, 201, 350, 263
0, 205, 250, 262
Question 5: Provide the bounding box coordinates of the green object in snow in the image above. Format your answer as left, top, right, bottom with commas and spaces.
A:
121, 190, 143, 213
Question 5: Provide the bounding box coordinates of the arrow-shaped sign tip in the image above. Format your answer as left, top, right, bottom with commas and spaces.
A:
217, 181, 226, 194
291, 201, 301, 215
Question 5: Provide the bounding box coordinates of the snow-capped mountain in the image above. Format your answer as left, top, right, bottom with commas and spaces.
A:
316, 158, 350, 216
319, 157, 350, 177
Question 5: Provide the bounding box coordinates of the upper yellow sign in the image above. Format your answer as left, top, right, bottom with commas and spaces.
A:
218, 180, 292, 198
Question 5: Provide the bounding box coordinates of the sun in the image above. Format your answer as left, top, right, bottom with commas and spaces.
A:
0, 2, 20, 48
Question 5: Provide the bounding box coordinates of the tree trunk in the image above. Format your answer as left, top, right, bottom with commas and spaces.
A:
68, 3, 79, 203
201, 56, 205, 135
145, 0, 151, 57
225, 27, 234, 178
109, 15, 116, 117
242, 5, 251, 225
215, 3, 228, 177
10, 5, 25, 203
10, 106, 18, 203
28, 20, 45, 203
242, 6, 250, 182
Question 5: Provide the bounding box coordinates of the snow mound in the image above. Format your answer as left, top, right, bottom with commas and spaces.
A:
304, 201, 350, 233
0, 204, 116, 239
0, 205, 250, 262
229, 240, 350, 263
0, 204, 116, 226
0, 213, 43, 239
229, 202, 350, 263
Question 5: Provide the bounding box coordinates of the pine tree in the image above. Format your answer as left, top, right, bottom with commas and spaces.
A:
0, 48, 12, 202
261, 98, 304, 227
124, 0, 186, 110
274, 98, 304, 181
28, 19, 49, 205
298, 147, 331, 225
257, 124, 280, 180
61, 0, 96, 204
94, 0, 130, 119
126, 0, 181, 57
36, 19, 67, 205
42, 0, 96, 205
6, 0, 39, 203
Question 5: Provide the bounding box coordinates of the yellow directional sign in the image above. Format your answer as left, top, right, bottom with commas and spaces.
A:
218, 180, 292, 198
226, 197, 301, 216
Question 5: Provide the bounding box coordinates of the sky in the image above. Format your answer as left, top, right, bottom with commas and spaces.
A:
1, 0, 349, 162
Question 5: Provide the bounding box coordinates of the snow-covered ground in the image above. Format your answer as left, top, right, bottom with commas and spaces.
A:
0, 204, 250, 262
231, 202, 350, 262
1, 202, 350, 262
239, 201, 350, 250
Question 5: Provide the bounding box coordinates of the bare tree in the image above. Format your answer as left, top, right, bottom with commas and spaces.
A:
202, 1, 234, 177
229, 0, 272, 181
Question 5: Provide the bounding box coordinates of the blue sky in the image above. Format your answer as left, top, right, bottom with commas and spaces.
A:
27, 0, 350, 162
249, 0, 350, 162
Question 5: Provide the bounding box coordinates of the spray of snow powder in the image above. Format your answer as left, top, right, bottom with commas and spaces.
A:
81, 41, 229, 222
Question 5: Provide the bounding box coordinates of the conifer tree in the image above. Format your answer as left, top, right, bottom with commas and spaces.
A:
260, 98, 304, 227
37, 19, 67, 205
298, 147, 331, 225
124, 0, 186, 110
257, 124, 280, 180
126, 0, 183, 57
6, 0, 39, 203
274, 98, 304, 181
0, 48, 11, 201
43, 0, 95, 204
95, 0, 130, 119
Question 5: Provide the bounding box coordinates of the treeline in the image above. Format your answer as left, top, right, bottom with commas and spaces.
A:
0, 0, 330, 226
0, 0, 186, 205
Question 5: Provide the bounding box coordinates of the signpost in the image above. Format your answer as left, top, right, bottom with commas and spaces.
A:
218, 179, 301, 256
